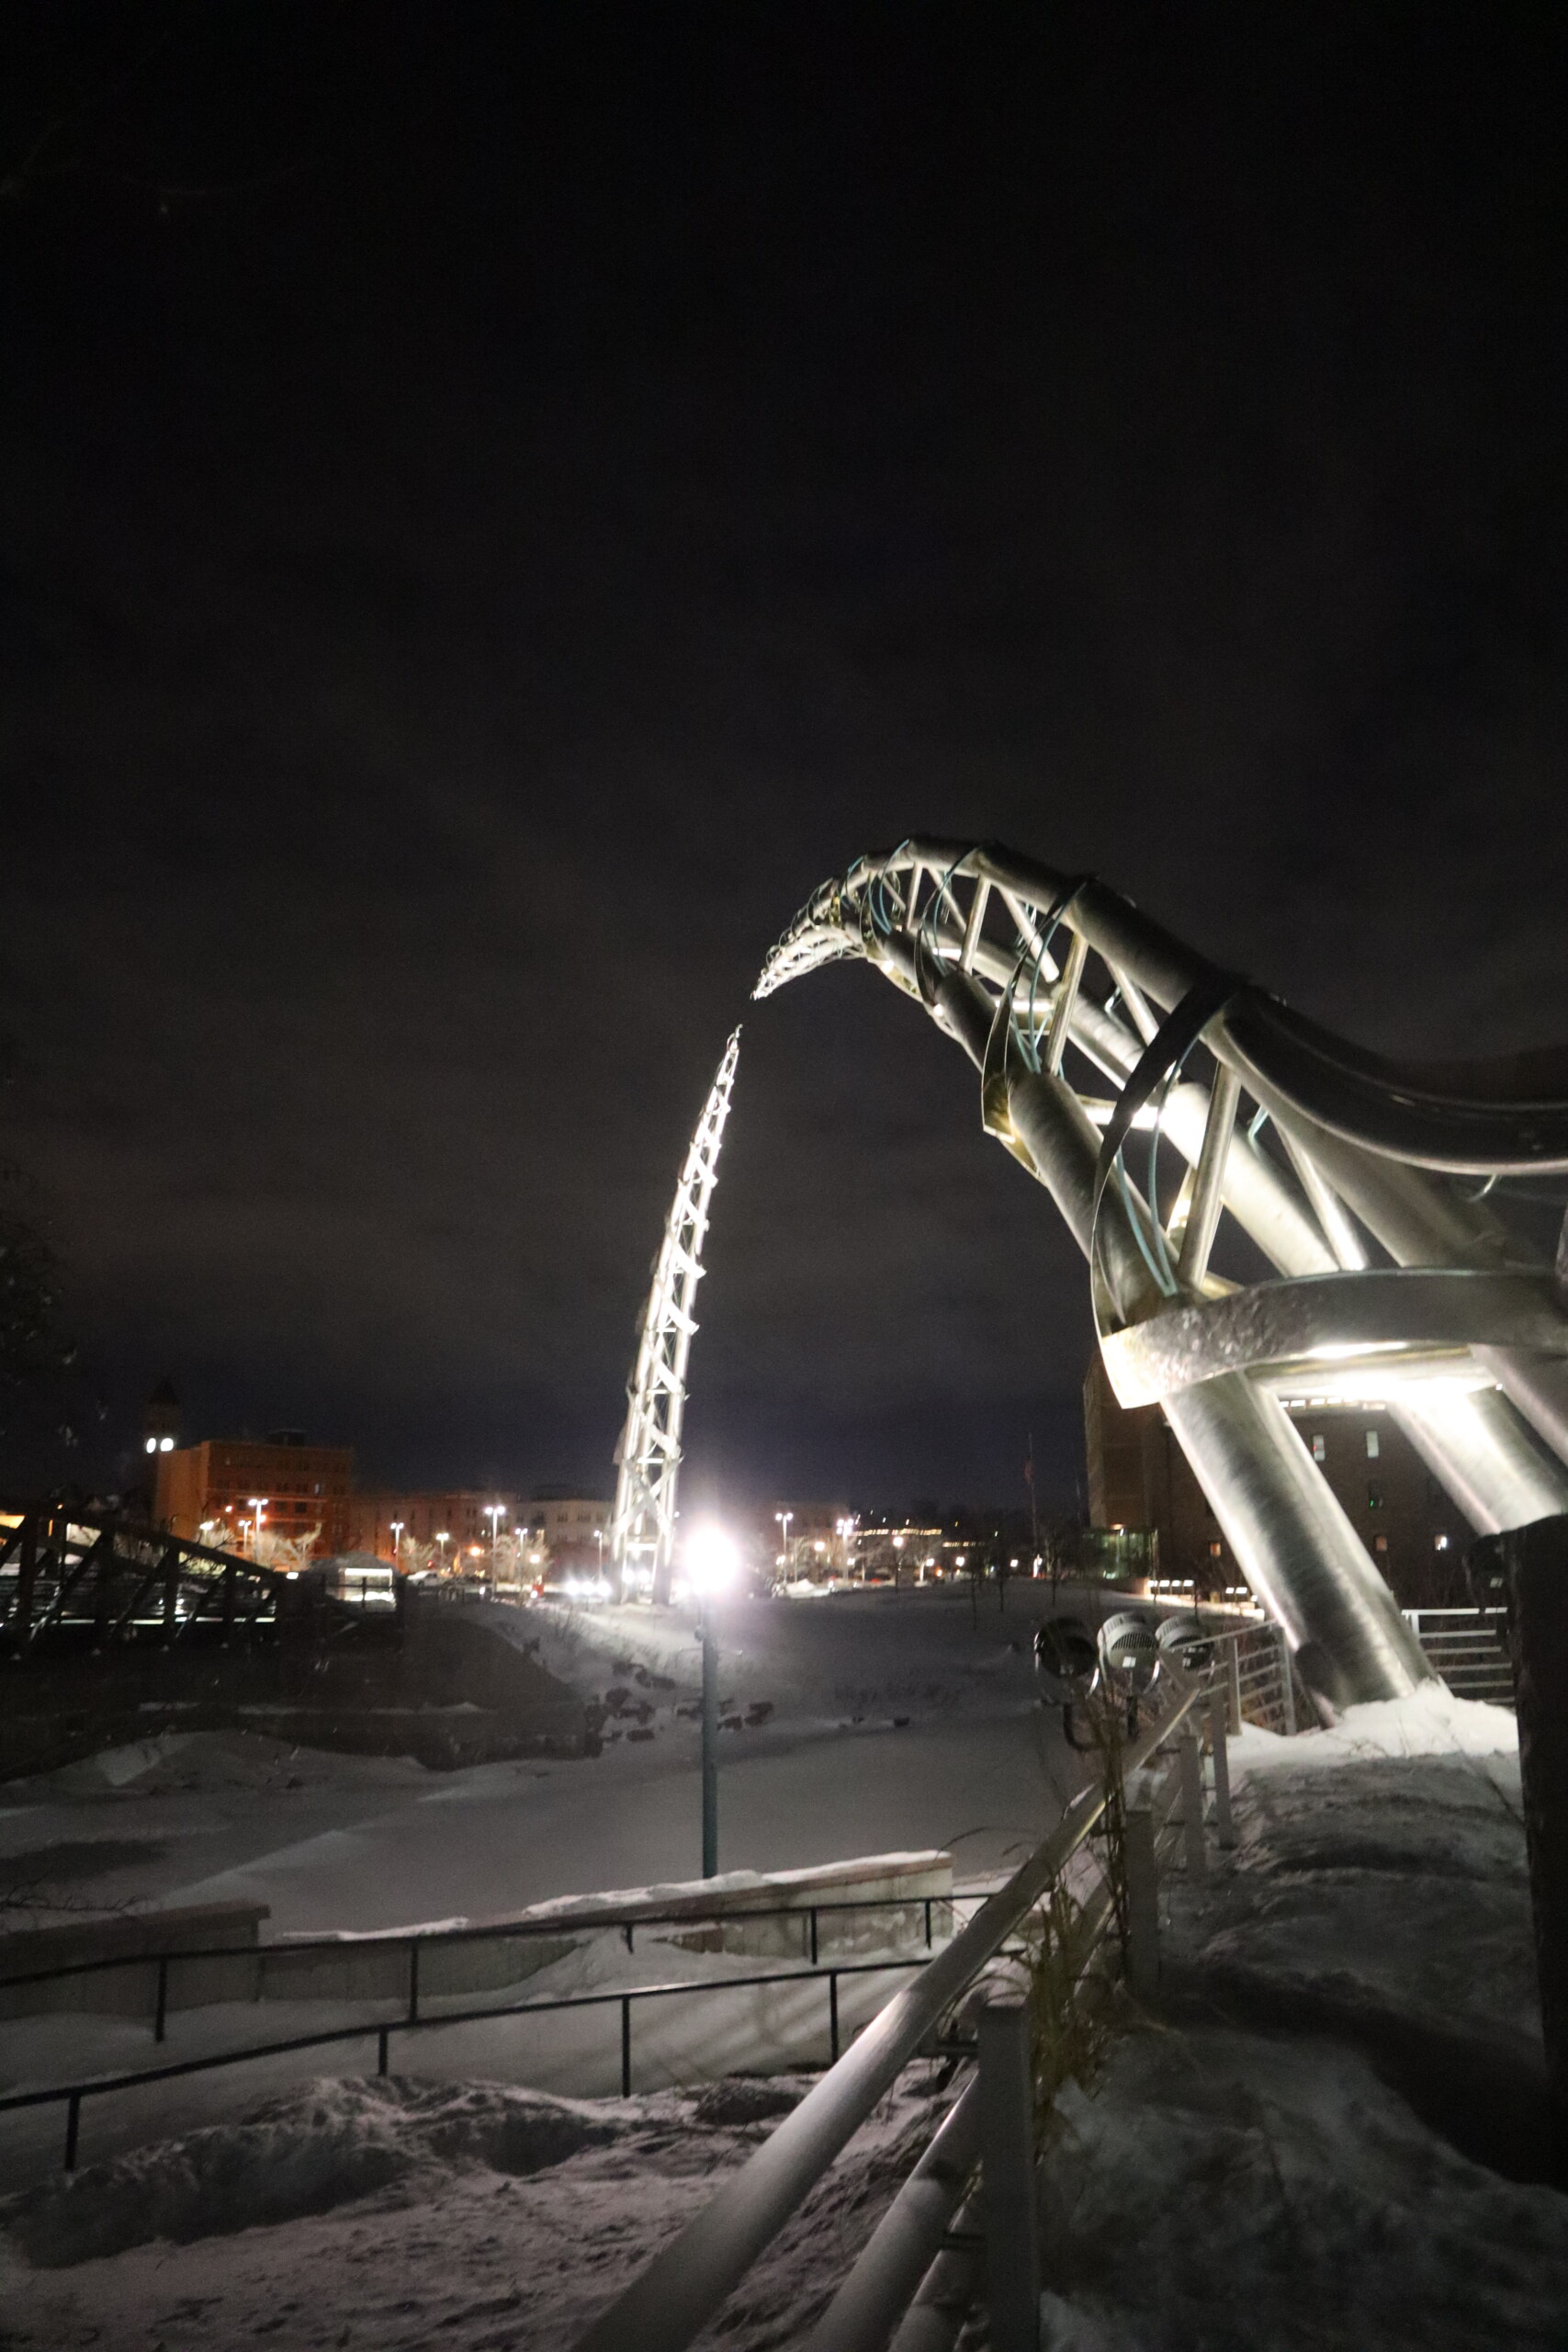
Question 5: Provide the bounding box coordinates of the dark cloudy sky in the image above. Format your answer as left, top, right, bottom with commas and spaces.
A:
4, 6, 1566, 1509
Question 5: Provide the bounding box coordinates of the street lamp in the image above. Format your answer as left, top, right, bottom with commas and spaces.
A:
483, 1503, 505, 1565
390, 1520, 404, 1566
246, 1498, 268, 1559
773, 1510, 794, 1577
685, 1523, 739, 1878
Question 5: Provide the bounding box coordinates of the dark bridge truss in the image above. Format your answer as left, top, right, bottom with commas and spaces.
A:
757, 839, 1568, 1717
0, 1503, 289, 1657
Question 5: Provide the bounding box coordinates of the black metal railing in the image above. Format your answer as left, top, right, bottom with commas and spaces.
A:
1, 1947, 985, 2174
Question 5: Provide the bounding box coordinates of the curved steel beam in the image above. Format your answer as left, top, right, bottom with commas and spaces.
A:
756, 841, 1568, 1715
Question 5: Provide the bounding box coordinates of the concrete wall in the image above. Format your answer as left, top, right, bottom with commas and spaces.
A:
0, 1853, 953, 2024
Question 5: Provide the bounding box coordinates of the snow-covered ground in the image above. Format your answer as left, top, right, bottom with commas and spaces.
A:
3, 1679, 1562, 2348
0, 1585, 1110, 1934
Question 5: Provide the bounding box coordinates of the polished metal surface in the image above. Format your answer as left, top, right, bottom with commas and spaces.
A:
1164, 1374, 1428, 1712
754, 839, 1568, 1711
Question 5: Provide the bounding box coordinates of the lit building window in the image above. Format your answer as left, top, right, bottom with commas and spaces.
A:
1372, 1534, 1389, 1555
1365, 1430, 1380, 1459
1208, 1541, 1223, 1558
1311, 1433, 1326, 1464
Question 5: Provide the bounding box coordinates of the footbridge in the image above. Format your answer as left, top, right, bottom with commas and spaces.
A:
0, 1502, 291, 1656
756, 839, 1568, 1715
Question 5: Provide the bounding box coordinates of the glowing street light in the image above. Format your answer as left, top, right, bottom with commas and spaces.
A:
773, 1510, 794, 1576
484, 1503, 506, 1560
246, 1498, 268, 1559
390, 1520, 404, 1566
434, 1531, 450, 1570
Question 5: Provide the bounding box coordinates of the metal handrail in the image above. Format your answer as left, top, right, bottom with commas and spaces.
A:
0, 1892, 972, 1997
572, 1676, 1204, 2352
1, 1950, 981, 2173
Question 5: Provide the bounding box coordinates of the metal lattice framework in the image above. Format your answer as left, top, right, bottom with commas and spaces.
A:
756, 840, 1568, 1716
0, 1500, 289, 1654
610, 1031, 741, 1602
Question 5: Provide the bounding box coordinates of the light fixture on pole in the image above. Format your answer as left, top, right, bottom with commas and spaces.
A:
684, 1524, 739, 1878
389, 1520, 404, 1566
484, 1503, 506, 1563
246, 1498, 268, 1560
434, 1531, 450, 1572
773, 1509, 793, 1573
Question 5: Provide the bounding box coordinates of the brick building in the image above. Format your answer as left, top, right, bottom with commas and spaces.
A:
154, 1432, 355, 1557
343, 1489, 522, 1566
530, 1489, 612, 1570
1082, 1355, 1471, 1606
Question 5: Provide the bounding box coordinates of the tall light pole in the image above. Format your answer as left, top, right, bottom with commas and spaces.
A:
484, 1503, 505, 1566
773, 1510, 793, 1576
434, 1531, 450, 1573
389, 1519, 404, 1567
246, 1498, 268, 1560
685, 1525, 738, 1878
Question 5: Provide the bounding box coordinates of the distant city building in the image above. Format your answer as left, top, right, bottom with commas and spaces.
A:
530, 1488, 611, 1570
756, 1501, 854, 1577
343, 1490, 523, 1566
154, 1432, 355, 1557
1082, 1356, 1470, 1605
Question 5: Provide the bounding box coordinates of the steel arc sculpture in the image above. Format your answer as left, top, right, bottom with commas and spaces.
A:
610, 1029, 742, 1603
755, 840, 1568, 1717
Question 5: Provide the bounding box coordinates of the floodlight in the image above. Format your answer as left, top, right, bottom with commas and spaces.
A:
684, 1523, 739, 1595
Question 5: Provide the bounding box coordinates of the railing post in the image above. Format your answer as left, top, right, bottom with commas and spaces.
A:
378, 2026, 389, 2075
1207, 1692, 1235, 1851
1495, 1516, 1568, 2160
17, 1513, 37, 1641
829, 1972, 840, 2064
1276, 1627, 1297, 1736
154, 1955, 169, 2043
621, 1996, 632, 2097
1123, 1805, 1159, 2003
1178, 1730, 1208, 1883
1226, 1634, 1244, 1734
810, 1907, 819, 1967
64, 2090, 82, 2172
977, 1998, 1039, 2352
409, 1939, 421, 2026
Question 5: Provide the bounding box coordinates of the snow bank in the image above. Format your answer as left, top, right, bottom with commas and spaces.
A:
1231, 1678, 1517, 1779
3, 2076, 635, 2267
0, 2067, 942, 2352
1040, 2024, 1568, 2351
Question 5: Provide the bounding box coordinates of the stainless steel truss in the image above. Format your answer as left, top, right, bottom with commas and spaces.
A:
610, 1031, 741, 1602
756, 841, 1568, 1715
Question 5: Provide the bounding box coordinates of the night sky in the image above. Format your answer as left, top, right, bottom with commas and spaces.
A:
4, 6, 1567, 1511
